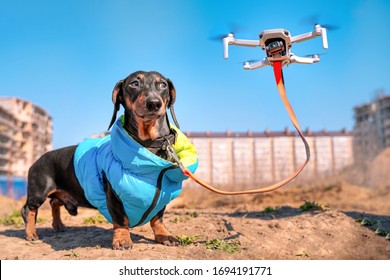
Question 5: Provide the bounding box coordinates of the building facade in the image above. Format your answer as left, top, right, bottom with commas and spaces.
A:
0, 97, 53, 177
353, 94, 390, 162
185, 128, 353, 189
0, 106, 17, 176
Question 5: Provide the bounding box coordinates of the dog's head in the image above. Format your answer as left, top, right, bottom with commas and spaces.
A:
108, 71, 177, 131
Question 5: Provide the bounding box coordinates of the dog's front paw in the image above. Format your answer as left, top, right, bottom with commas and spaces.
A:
52, 220, 66, 232
155, 234, 180, 246
26, 231, 39, 241
112, 228, 133, 250
112, 239, 134, 250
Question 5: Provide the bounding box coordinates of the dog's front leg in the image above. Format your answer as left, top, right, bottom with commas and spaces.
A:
102, 173, 133, 250
112, 219, 132, 250
150, 207, 179, 246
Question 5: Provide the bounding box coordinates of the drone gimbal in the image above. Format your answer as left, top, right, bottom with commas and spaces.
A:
223, 24, 328, 70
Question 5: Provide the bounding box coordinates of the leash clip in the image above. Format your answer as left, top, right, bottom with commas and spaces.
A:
164, 136, 186, 172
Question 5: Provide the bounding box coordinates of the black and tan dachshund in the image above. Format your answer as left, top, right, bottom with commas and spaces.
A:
21, 71, 182, 250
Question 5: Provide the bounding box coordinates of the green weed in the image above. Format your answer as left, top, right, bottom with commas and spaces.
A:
170, 216, 186, 223
64, 251, 79, 258
263, 206, 277, 213
299, 200, 328, 212
170, 212, 199, 223
0, 210, 23, 227
0, 210, 43, 228
83, 214, 108, 224
356, 217, 390, 240
375, 228, 388, 236
360, 218, 378, 227
176, 235, 197, 246
188, 211, 199, 218
296, 250, 310, 258
205, 238, 241, 254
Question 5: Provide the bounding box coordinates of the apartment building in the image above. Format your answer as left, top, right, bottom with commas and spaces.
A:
353, 93, 390, 162
0, 106, 17, 175
0, 97, 52, 177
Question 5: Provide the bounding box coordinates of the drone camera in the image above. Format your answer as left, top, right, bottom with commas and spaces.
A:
264, 39, 287, 62
266, 41, 285, 55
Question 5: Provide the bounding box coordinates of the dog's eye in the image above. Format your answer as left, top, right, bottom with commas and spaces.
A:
159, 81, 167, 89
130, 80, 140, 87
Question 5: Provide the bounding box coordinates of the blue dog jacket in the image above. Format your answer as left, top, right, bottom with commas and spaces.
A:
74, 116, 198, 227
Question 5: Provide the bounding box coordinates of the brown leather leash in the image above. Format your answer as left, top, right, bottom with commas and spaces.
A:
167, 61, 310, 195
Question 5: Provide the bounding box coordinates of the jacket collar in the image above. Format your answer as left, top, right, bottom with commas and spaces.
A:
110, 117, 174, 171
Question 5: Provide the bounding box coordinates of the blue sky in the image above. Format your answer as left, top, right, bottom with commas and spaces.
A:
1, 0, 389, 149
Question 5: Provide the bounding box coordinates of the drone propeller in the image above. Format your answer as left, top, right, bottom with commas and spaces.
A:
238, 59, 258, 64
208, 22, 247, 41
316, 23, 339, 31
245, 59, 258, 63
208, 32, 234, 41
300, 15, 340, 31
303, 52, 328, 58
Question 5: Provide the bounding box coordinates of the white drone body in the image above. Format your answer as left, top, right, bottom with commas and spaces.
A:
223, 24, 328, 70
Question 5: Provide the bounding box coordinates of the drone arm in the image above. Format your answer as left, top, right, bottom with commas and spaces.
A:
233, 38, 260, 47
291, 31, 317, 44
223, 35, 260, 59
243, 58, 270, 70
321, 28, 328, 49
291, 25, 328, 49
289, 54, 320, 64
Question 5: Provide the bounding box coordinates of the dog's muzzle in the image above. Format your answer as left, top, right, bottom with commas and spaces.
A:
146, 98, 163, 112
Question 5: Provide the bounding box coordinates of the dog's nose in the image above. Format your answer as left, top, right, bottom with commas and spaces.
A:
146, 99, 162, 112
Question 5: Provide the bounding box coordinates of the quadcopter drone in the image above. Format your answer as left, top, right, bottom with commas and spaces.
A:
223, 24, 328, 69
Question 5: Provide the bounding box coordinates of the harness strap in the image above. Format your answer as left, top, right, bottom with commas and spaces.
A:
168, 61, 310, 195
133, 165, 177, 227
129, 124, 177, 150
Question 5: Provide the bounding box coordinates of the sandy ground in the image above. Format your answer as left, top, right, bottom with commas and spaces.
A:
1, 180, 389, 260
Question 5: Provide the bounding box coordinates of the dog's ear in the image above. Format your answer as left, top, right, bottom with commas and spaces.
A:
167, 79, 180, 129
167, 79, 176, 108
108, 80, 124, 130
